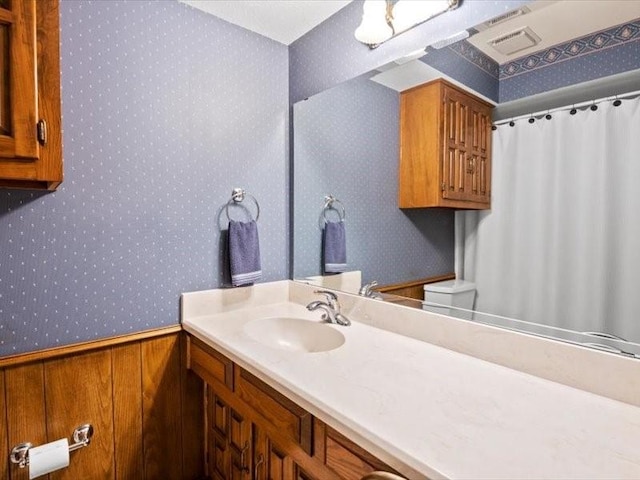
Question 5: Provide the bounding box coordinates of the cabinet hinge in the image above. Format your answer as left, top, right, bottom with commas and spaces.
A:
37, 119, 47, 146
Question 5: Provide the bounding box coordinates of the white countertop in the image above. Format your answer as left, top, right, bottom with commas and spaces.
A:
182, 283, 640, 480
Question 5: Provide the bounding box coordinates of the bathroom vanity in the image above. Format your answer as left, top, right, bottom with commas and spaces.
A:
182, 281, 640, 480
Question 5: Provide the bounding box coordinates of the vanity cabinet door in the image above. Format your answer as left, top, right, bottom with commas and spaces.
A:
207, 388, 252, 480
253, 424, 297, 480
0, 0, 62, 190
399, 78, 492, 210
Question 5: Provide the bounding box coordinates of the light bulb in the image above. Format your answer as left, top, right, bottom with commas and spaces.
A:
354, 0, 393, 46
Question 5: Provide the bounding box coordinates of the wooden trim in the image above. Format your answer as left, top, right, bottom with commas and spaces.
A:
374, 273, 455, 293
0, 325, 182, 368
0, 370, 8, 480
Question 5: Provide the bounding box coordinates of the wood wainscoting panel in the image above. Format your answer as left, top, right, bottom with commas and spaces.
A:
376, 273, 456, 300
4, 363, 48, 480
141, 335, 184, 479
112, 343, 144, 479
1, 330, 204, 480
0, 371, 9, 480
180, 338, 205, 479
45, 350, 115, 479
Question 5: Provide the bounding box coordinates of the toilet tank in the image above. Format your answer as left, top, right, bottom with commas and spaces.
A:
423, 279, 476, 318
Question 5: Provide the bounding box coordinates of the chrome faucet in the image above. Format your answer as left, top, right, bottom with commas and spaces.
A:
359, 281, 382, 299
306, 290, 351, 326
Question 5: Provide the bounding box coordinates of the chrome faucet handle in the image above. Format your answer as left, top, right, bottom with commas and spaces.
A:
313, 290, 339, 309
359, 280, 378, 295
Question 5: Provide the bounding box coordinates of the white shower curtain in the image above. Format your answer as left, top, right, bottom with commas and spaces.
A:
456, 96, 640, 342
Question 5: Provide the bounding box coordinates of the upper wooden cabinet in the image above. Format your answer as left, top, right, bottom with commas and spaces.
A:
399, 79, 492, 209
0, 0, 61, 190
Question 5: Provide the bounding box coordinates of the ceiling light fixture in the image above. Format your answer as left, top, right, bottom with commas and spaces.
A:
355, 0, 460, 48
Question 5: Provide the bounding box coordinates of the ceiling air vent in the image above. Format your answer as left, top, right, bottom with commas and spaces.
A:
489, 27, 541, 56
483, 7, 530, 29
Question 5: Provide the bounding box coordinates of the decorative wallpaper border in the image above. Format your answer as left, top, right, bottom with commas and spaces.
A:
448, 40, 500, 79
500, 19, 640, 78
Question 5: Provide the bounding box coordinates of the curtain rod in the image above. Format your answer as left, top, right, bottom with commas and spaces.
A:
493, 88, 640, 126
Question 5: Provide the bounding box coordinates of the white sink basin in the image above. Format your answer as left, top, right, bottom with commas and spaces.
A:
243, 317, 345, 353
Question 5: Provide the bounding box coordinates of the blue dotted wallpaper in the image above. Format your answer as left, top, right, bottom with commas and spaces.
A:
0, 1, 289, 356
293, 76, 453, 285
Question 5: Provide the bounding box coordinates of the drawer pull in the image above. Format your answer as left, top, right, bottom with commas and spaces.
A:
240, 441, 250, 473
254, 453, 264, 479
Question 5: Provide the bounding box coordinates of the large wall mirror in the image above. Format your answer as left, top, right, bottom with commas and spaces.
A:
292, 0, 640, 356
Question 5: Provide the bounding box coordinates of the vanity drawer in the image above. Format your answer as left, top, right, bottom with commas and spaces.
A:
235, 367, 313, 455
187, 336, 234, 391
325, 426, 399, 480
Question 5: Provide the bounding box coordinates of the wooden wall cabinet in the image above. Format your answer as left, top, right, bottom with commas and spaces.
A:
399, 79, 492, 210
0, 0, 62, 190
187, 334, 402, 480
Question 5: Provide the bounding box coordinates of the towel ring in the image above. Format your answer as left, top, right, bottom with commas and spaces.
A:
226, 188, 260, 222
323, 195, 345, 223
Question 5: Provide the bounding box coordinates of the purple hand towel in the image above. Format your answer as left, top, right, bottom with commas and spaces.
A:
229, 220, 262, 286
323, 220, 347, 273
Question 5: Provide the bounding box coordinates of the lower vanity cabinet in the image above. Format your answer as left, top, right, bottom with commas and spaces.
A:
186, 334, 401, 480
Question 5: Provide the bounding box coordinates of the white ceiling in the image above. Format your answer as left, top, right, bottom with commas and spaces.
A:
179, 0, 353, 45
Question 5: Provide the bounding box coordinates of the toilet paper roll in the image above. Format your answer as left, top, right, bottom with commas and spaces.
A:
29, 438, 70, 479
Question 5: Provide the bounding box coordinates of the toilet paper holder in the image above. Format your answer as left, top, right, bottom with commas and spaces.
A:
9, 423, 94, 469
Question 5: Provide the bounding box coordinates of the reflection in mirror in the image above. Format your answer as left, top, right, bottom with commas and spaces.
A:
293, 73, 454, 291
292, 0, 640, 356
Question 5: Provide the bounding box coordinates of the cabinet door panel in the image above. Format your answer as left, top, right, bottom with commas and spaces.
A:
212, 394, 229, 437
0, 0, 37, 160
206, 386, 251, 480
253, 424, 298, 480
209, 431, 230, 480
230, 444, 251, 480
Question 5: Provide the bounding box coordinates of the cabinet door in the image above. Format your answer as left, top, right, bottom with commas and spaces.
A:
442, 87, 476, 203
254, 424, 297, 480
207, 389, 252, 480
441, 86, 492, 207
467, 105, 491, 204
0, 0, 38, 160
0, 0, 62, 190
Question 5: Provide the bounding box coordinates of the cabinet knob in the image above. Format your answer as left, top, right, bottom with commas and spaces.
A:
37, 119, 47, 145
